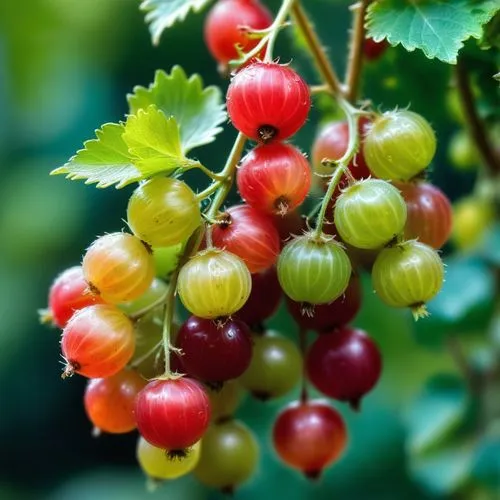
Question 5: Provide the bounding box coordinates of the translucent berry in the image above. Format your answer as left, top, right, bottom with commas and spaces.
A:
227, 62, 311, 142
177, 249, 251, 319
82, 233, 155, 304
61, 304, 135, 379
334, 179, 407, 249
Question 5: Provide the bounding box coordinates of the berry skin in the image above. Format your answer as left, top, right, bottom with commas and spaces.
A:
371, 240, 444, 318
239, 331, 302, 400
272, 210, 307, 248
135, 378, 211, 451
211, 205, 280, 273
82, 233, 155, 304
137, 437, 201, 480
235, 266, 282, 325
177, 249, 252, 319
363, 38, 389, 60
176, 316, 253, 382
127, 177, 201, 248
204, 0, 272, 65
364, 110, 436, 181
237, 143, 312, 215
61, 304, 135, 379
48, 265, 104, 328
277, 234, 352, 305
448, 129, 480, 171
306, 327, 382, 409
194, 419, 259, 492
207, 380, 244, 422
84, 369, 146, 434
273, 400, 347, 478
286, 274, 362, 332
452, 197, 494, 250
311, 118, 372, 182
226, 62, 311, 142
334, 179, 407, 249
395, 181, 453, 249
119, 278, 168, 317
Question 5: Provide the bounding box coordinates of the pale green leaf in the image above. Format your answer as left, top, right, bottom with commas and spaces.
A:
366, 0, 500, 64
140, 0, 213, 46
123, 105, 197, 177
128, 66, 226, 154
50, 123, 141, 188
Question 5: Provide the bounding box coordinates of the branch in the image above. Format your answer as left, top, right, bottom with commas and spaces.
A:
455, 58, 500, 175
291, 2, 343, 96
345, 0, 370, 103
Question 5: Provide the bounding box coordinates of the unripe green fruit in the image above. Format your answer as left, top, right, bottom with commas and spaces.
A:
334, 179, 407, 249
448, 130, 480, 171
277, 233, 351, 304
127, 177, 201, 247
371, 240, 444, 319
364, 110, 436, 180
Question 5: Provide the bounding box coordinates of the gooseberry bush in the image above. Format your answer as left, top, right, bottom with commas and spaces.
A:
41, 0, 500, 496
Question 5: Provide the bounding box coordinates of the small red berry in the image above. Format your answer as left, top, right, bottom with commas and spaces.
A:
363, 38, 389, 60
135, 378, 211, 451
227, 62, 311, 142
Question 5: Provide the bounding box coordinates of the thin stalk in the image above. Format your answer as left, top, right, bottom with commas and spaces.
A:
291, 2, 343, 96
446, 336, 479, 395
161, 268, 179, 377
206, 132, 247, 220
128, 292, 168, 320
313, 99, 361, 237
129, 340, 162, 370
299, 328, 309, 403
455, 58, 500, 175
344, 0, 370, 103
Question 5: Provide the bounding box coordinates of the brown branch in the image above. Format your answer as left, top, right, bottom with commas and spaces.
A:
291, 2, 343, 96
446, 336, 480, 395
345, 0, 370, 103
455, 58, 500, 175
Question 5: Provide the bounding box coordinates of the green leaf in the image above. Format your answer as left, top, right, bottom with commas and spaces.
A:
406, 375, 468, 455
412, 257, 496, 348
122, 105, 195, 177
140, 0, 213, 46
50, 123, 141, 188
128, 67, 226, 155
472, 433, 500, 488
366, 0, 500, 64
409, 441, 475, 496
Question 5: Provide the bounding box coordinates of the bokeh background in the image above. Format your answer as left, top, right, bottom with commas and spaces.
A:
0, 0, 498, 499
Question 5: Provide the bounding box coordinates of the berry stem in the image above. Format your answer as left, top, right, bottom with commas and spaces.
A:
128, 291, 169, 320
291, 2, 343, 96
298, 328, 309, 403
312, 99, 361, 238
129, 340, 162, 370
344, 0, 370, 103
161, 269, 179, 377
188, 162, 225, 182
205, 132, 247, 220
455, 58, 500, 175
446, 336, 480, 395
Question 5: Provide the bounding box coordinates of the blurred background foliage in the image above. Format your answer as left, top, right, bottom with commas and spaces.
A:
0, 0, 498, 499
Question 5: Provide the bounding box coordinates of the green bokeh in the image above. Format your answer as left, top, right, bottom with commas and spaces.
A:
0, 1, 496, 499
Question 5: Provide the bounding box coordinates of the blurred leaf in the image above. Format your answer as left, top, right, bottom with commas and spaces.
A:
472, 423, 500, 489
123, 105, 197, 176
406, 374, 468, 455
480, 11, 500, 48
51, 123, 141, 188
479, 223, 500, 266
409, 440, 475, 495
128, 67, 226, 155
412, 257, 496, 348
366, 0, 500, 64
140, 0, 213, 46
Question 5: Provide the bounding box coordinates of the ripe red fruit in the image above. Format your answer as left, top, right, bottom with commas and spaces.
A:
363, 38, 389, 60
211, 205, 280, 273
286, 274, 362, 332
237, 143, 312, 215
306, 327, 382, 409
48, 266, 104, 328
61, 304, 135, 379
395, 181, 453, 249
272, 210, 307, 248
135, 378, 211, 451
84, 369, 146, 434
311, 118, 372, 193
235, 266, 282, 325
204, 0, 272, 65
227, 62, 311, 142
176, 316, 253, 382
273, 400, 347, 478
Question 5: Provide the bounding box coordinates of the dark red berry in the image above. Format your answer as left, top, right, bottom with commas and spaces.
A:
363, 38, 389, 60
306, 327, 382, 409
176, 316, 253, 382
